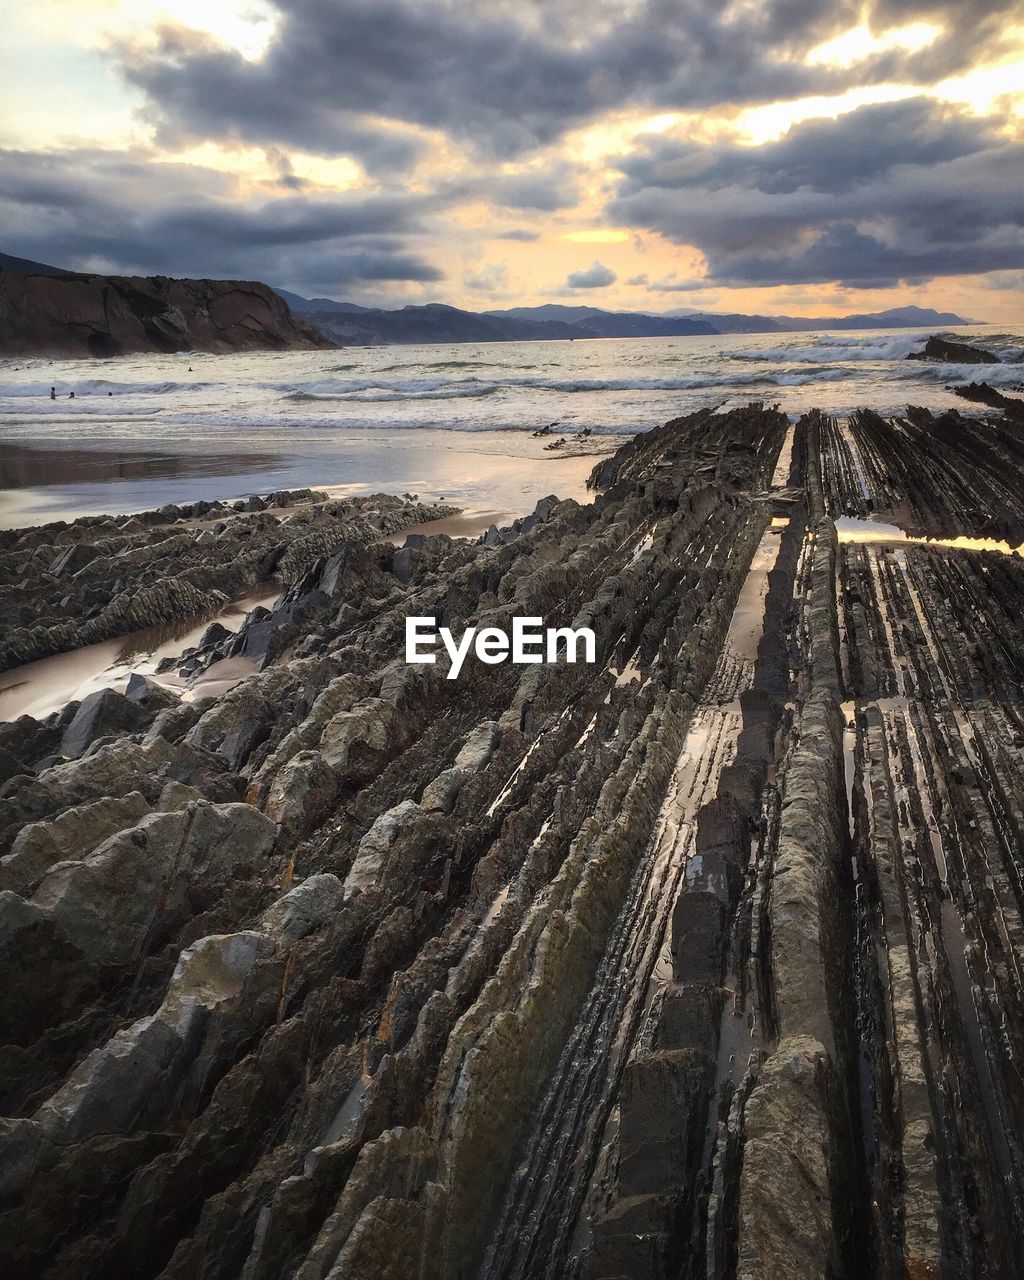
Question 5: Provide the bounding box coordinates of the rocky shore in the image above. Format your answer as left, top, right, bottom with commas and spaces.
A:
2, 397, 1024, 1279
0, 490, 461, 675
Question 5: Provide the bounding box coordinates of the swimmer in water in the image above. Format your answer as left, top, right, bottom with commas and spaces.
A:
69, 391, 75, 399
50, 386, 56, 399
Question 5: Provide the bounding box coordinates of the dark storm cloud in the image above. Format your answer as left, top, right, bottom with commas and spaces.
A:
607, 99, 1024, 288
616, 99, 992, 197
120, 24, 426, 172
117, 0, 1022, 163
0, 148, 443, 292
489, 166, 582, 212
0, 147, 237, 216
281, 248, 444, 292
566, 261, 617, 288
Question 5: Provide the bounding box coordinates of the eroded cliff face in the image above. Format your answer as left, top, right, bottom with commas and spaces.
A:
0, 267, 335, 356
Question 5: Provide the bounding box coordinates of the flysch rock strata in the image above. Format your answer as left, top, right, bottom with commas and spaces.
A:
0, 489, 461, 675
1, 399, 1024, 1280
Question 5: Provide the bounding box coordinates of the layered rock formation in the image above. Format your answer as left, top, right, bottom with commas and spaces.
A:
2, 399, 1024, 1280
0, 265, 334, 357
0, 490, 460, 672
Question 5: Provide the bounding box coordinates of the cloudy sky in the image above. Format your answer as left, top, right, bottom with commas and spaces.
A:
2, 0, 1023, 319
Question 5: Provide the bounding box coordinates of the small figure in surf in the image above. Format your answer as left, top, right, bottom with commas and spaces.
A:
50, 386, 56, 399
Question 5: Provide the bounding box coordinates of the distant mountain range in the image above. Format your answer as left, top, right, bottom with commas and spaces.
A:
276, 291, 972, 344
0, 251, 975, 354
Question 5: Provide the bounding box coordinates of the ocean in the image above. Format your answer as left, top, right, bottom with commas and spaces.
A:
1, 325, 1020, 527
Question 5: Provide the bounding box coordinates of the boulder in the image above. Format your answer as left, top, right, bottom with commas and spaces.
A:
261, 874, 344, 943
454, 721, 501, 772
60, 689, 149, 759
320, 697, 397, 775
264, 750, 339, 839
125, 673, 180, 711
0, 791, 150, 892
421, 767, 466, 813
344, 800, 421, 894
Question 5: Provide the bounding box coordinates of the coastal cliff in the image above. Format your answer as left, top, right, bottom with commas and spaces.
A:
0, 260, 335, 357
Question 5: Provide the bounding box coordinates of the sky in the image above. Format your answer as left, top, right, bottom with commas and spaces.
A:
1, 0, 1023, 320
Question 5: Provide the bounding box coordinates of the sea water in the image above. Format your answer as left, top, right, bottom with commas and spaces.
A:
1, 325, 1020, 525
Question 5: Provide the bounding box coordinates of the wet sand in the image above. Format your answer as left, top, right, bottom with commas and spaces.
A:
0, 429, 619, 528
384, 509, 515, 543
0, 441, 285, 492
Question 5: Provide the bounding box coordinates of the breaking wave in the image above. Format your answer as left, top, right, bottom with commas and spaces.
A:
726, 334, 924, 364
279, 368, 859, 402
284, 382, 501, 402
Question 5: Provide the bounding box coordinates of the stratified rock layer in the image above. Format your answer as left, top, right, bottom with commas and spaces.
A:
2, 397, 1024, 1280
0, 490, 460, 672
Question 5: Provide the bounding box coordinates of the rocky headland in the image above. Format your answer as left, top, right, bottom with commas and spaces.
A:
2, 398, 1024, 1280
0, 261, 333, 357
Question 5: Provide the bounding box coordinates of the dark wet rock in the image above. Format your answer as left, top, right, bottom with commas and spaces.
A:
50, 543, 98, 576
60, 689, 149, 759
124, 673, 179, 711
226, 614, 275, 665
907, 335, 1000, 364
454, 720, 500, 772
420, 766, 465, 813
344, 799, 421, 894
197, 620, 232, 649
951, 380, 1024, 422
0, 791, 150, 893
0, 747, 22, 786
656, 981, 725, 1054
0, 799, 277, 1044
144, 698, 212, 745
617, 1049, 713, 1196
672, 891, 728, 982
0, 714, 66, 772
0, 492, 461, 672
264, 749, 339, 841
736, 1036, 841, 1279
260, 874, 344, 943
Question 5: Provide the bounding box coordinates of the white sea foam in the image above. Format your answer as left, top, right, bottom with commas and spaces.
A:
2, 327, 1019, 454
726, 334, 924, 363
